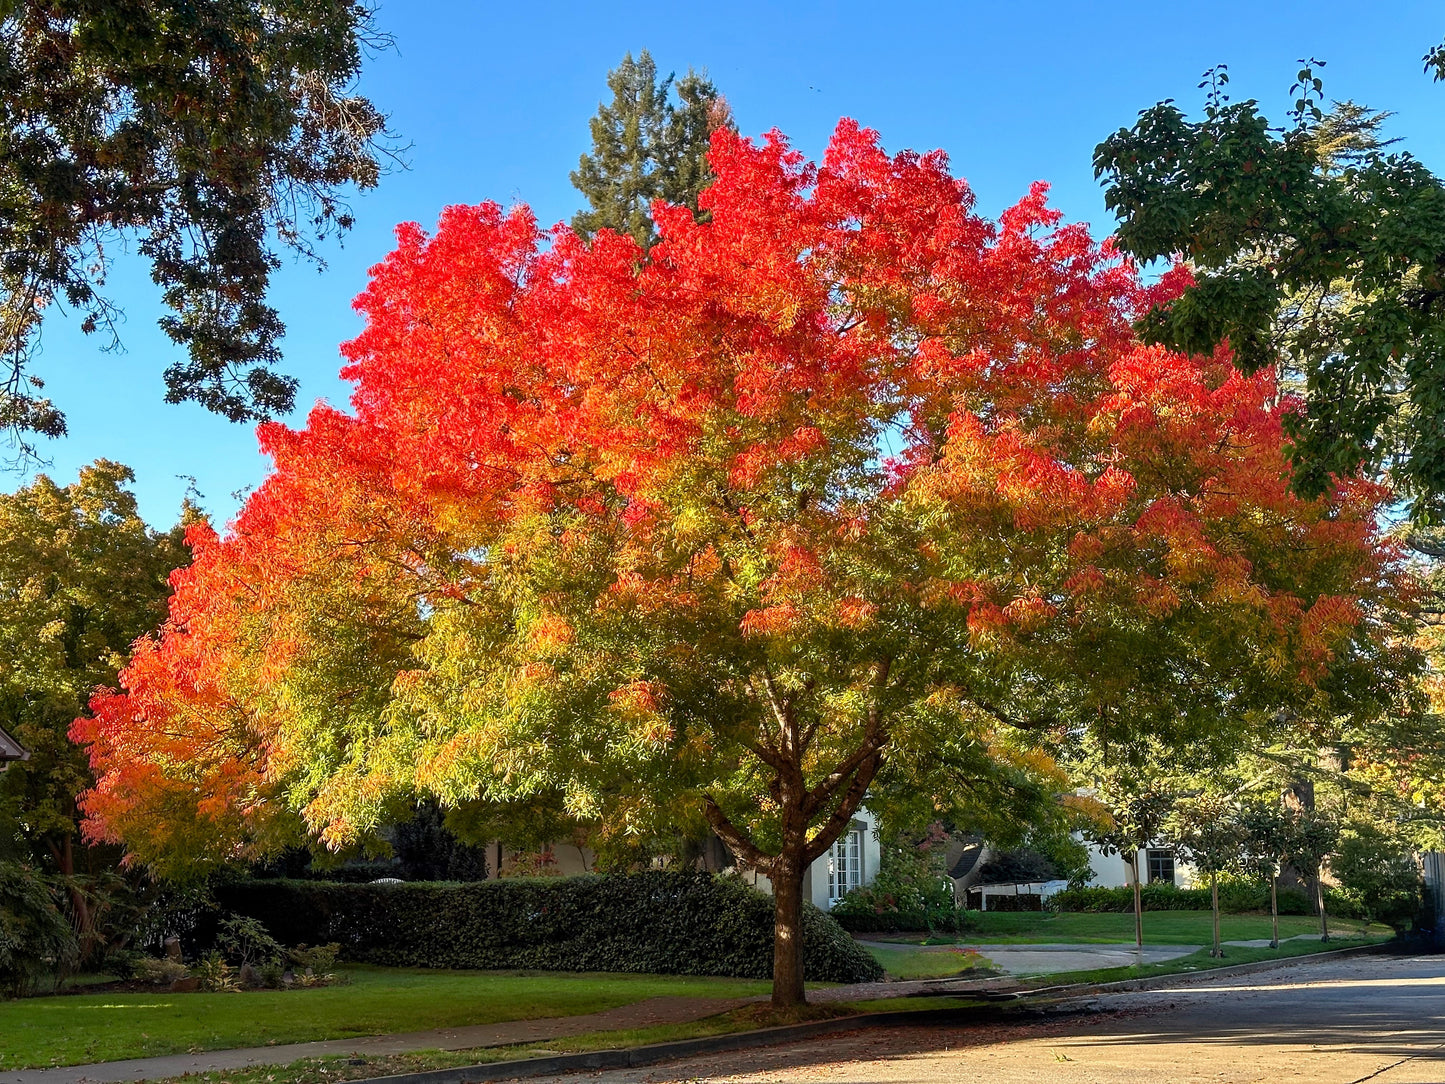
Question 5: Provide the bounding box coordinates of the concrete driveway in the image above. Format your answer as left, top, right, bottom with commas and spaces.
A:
570, 953, 1445, 1083
954, 942, 1197, 974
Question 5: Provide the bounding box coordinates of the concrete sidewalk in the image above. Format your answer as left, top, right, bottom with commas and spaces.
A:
857, 934, 1346, 977
0, 996, 749, 1084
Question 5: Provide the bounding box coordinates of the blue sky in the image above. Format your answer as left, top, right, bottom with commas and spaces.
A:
16, 0, 1445, 527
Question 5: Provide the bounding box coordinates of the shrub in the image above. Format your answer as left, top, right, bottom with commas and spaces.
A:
102, 948, 142, 980
1331, 826, 1422, 930
218, 871, 882, 983
980, 893, 1044, 912
1215, 872, 1269, 913
1276, 887, 1311, 915
0, 862, 77, 997
132, 957, 189, 985
192, 952, 237, 992
829, 830, 956, 931
288, 942, 342, 985
216, 914, 284, 968
831, 908, 970, 934
1049, 883, 1213, 912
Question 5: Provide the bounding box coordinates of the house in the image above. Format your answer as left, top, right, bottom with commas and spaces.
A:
0, 725, 27, 767
1083, 837, 1197, 890
734, 808, 883, 912
484, 807, 884, 911
953, 834, 1197, 910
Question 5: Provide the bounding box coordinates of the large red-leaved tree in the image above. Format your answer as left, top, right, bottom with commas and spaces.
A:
75, 121, 1411, 1006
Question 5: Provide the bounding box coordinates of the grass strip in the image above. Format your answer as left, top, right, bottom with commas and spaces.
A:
1012, 934, 1389, 988
123, 940, 1388, 1084
0, 969, 772, 1070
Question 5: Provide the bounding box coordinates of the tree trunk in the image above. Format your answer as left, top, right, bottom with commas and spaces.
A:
1211, 872, 1222, 958
1270, 874, 1279, 949
770, 853, 807, 1008
1132, 850, 1143, 950
1315, 873, 1330, 943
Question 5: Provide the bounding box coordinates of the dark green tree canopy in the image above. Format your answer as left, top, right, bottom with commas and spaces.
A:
0, 1, 395, 456
571, 50, 730, 248
1095, 59, 1445, 519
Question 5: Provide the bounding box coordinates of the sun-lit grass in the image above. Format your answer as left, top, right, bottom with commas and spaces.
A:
867, 910, 1391, 945
1017, 935, 1390, 987
862, 943, 997, 980
97, 938, 1394, 1084
0, 967, 771, 1070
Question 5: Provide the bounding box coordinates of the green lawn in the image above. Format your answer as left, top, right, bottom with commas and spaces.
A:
863, 944, 997, 980
0, 968, 771, 1070
1017, 936, 1389, 987
871, 910, 1391, 945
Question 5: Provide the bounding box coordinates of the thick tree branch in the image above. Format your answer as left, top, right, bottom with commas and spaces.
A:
701, 795, 771, 873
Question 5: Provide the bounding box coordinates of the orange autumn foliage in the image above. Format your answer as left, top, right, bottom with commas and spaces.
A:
72, 120, 1414, 1003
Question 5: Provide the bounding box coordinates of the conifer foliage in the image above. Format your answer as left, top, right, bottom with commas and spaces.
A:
571, 51, 731, 247
75, 122, 1412, 1006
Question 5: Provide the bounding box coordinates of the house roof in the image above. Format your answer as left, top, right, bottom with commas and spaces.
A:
0, 726, 28, 762
948, 839, 984, 880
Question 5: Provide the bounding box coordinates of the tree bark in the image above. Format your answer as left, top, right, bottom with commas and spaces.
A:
1315, 872, 1330, 943
770, 852, 807, 1008
1270, 874, 1279, 949
1211, 872, 1222, 957
1132, 850, 1143, 950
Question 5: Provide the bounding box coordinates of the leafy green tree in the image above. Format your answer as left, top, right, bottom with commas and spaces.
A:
1333, 819, 1423, 930
1084, 777, 1177, 949
0, 462, 188, 951
1094, 58, 1445, 518
0, 860, 75, 997
571, 51, 731, 247
1280, 807, 1341, 942
1167, 795, 1247, 957
1239, 800, 1294, 948
0, 2, 395, 456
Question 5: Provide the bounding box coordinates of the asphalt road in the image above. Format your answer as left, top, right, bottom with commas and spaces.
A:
562, 953, 1445, 1084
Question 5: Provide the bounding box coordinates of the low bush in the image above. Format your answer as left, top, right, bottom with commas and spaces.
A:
1331, 827, 1423, 930
1049, 883, 1211, 912
0, 862, 77, 997
831, 908, 970, 934
218, 871, 882, 983
979, 893, 1044, 912
1050, 879, 1319, 915
1276, 887, 1312, 915
132, 957, 189, 985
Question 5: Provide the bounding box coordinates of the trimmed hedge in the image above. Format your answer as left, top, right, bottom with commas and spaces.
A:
832, 908, 971, 934
216, 871, 882, 983
1049, 882, 1312, 915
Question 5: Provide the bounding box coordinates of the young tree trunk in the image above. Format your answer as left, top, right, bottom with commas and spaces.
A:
1315, 873, 1330, 943
1132, 850, 1144, 950
770, 853, 807, 1008
1210, 872, 1222, 958
1270, 873, 1279, 949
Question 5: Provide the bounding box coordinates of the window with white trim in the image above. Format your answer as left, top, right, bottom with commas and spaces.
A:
828, 826, 863, 903
1146, 849, 1175, 884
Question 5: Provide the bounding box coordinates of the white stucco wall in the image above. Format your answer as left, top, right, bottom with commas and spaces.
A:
1081, 837, 1199, 888
736, 806, 882, 908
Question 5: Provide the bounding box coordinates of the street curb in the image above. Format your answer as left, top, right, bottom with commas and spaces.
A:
1007, 940, 1388, 999
341, 1004, 1039, 1084
312, 942, 1390, 1084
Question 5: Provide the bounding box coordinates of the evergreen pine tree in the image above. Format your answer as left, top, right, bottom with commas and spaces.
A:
571, 52, 730, 247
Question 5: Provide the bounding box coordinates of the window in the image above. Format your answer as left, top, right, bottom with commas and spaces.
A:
828, 827, 863, 903
1146, 849, 1175, 884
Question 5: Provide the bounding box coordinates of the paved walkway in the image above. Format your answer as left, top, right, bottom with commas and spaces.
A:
0, 996, 749, 1084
